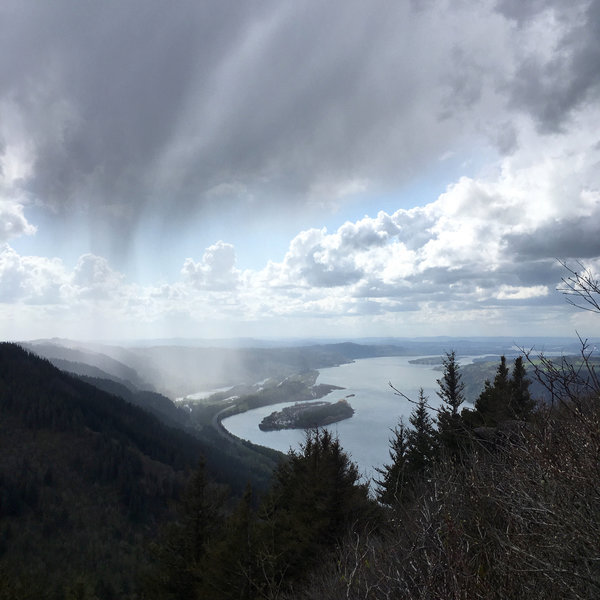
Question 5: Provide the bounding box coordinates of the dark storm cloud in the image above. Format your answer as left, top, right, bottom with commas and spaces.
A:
406, 266, 486, 286
2, 0, 597, 253
479, 293, 562, 308
495, 0, 565, 23
0, 0, 495, 229
0, 1, 259, 208
505, 217, 600, 260
507, 0, 600, 131
497, 260, 561, 287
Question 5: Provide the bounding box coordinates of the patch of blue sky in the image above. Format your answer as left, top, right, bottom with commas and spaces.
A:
10, 145, 494, 285
9, 205, 86, 269
322, 146, 495, 231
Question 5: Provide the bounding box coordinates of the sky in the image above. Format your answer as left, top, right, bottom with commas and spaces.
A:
1, 0, 600, 341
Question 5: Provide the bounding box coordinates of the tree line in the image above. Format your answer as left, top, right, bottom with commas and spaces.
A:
376, 351, 535, 505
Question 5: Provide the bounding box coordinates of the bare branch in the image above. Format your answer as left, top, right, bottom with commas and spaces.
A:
388, 382, 444, 415
557, 259, 600, 314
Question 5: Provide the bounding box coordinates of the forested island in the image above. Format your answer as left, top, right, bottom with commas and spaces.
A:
259, 398, 355, 430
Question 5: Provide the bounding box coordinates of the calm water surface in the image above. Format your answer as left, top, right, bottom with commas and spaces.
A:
222, 356, 482, 480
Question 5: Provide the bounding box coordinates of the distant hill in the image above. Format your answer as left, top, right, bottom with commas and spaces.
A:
458, 354, 600, 405
74, 374, 190, 427
22, 340, 413, 398
24, 336, 597, 414
21, 341, 150, 390
23, 337, 597, 399
0, 344, 205, 466
45, 356, 138, 389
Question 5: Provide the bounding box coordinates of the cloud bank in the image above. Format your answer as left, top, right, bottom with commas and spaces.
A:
2, 113, 598, 339
0, 0, 599, 339
1, 0, 597, 220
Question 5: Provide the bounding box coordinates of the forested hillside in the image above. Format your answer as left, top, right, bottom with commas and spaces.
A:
21, 341, 286, 496
0, 343, 213, 597
0, 344, 277, 597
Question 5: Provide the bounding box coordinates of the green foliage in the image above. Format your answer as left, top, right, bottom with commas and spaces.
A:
436, 351, 468, 458
149, 429, 377, 599
0, 340, 559, 599
252, 429, 377, 593
406, 388, 437, 475
0, 344, 203, 468
472, 355, 534, 426
200, 485, 255, 599
376, 389, 438, 508
374, 421, 410, 505
509, 355, 535, 419
297, 397, 600, 600
380, 353, 535, 514
0, 343, 209, 598
148, 460, 227, 599
259, 399, 353, 430
77, 374, 190, 427
436, 351, 465, 415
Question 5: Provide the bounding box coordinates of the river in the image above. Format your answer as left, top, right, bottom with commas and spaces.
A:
221, 355, 485, 481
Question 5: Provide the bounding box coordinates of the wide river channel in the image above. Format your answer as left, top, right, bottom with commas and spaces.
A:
221, 355, 483, 481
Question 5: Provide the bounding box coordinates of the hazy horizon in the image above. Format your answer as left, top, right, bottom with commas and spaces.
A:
19, 334, 596, 351
1, 1, 599, 341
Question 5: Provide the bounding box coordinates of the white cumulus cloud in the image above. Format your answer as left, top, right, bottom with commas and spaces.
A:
0, 200, 36, 244
181, 241, 240, 291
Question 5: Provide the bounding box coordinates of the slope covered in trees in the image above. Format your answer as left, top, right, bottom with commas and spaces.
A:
300, 399, 600, 599
21, 343, 284, 496
149, 428, 378, 599
0, 343, 214, 597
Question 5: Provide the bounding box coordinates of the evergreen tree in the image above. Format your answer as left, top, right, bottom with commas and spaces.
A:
254, 429, 376, 591
493, 355, 510, 392
375, 420, 410, 506
406, 389, 437, 476
475, 356, 511, 426
437, 351, 465, 416
202, 484, 255, 600
436, 351, 467, 457
509, 356, 534, 420
473, 356, 535, 426
150, 460, 226, 599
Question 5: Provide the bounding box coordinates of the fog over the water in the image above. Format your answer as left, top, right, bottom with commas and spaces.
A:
1, 1, 599, 340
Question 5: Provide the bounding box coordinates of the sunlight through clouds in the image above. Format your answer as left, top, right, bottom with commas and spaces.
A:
0, 0, 598, 339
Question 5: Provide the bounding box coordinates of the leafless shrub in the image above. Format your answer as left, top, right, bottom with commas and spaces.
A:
523, 335, 600, 413
557, 259, 600, 314
291, 402, 600, 600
